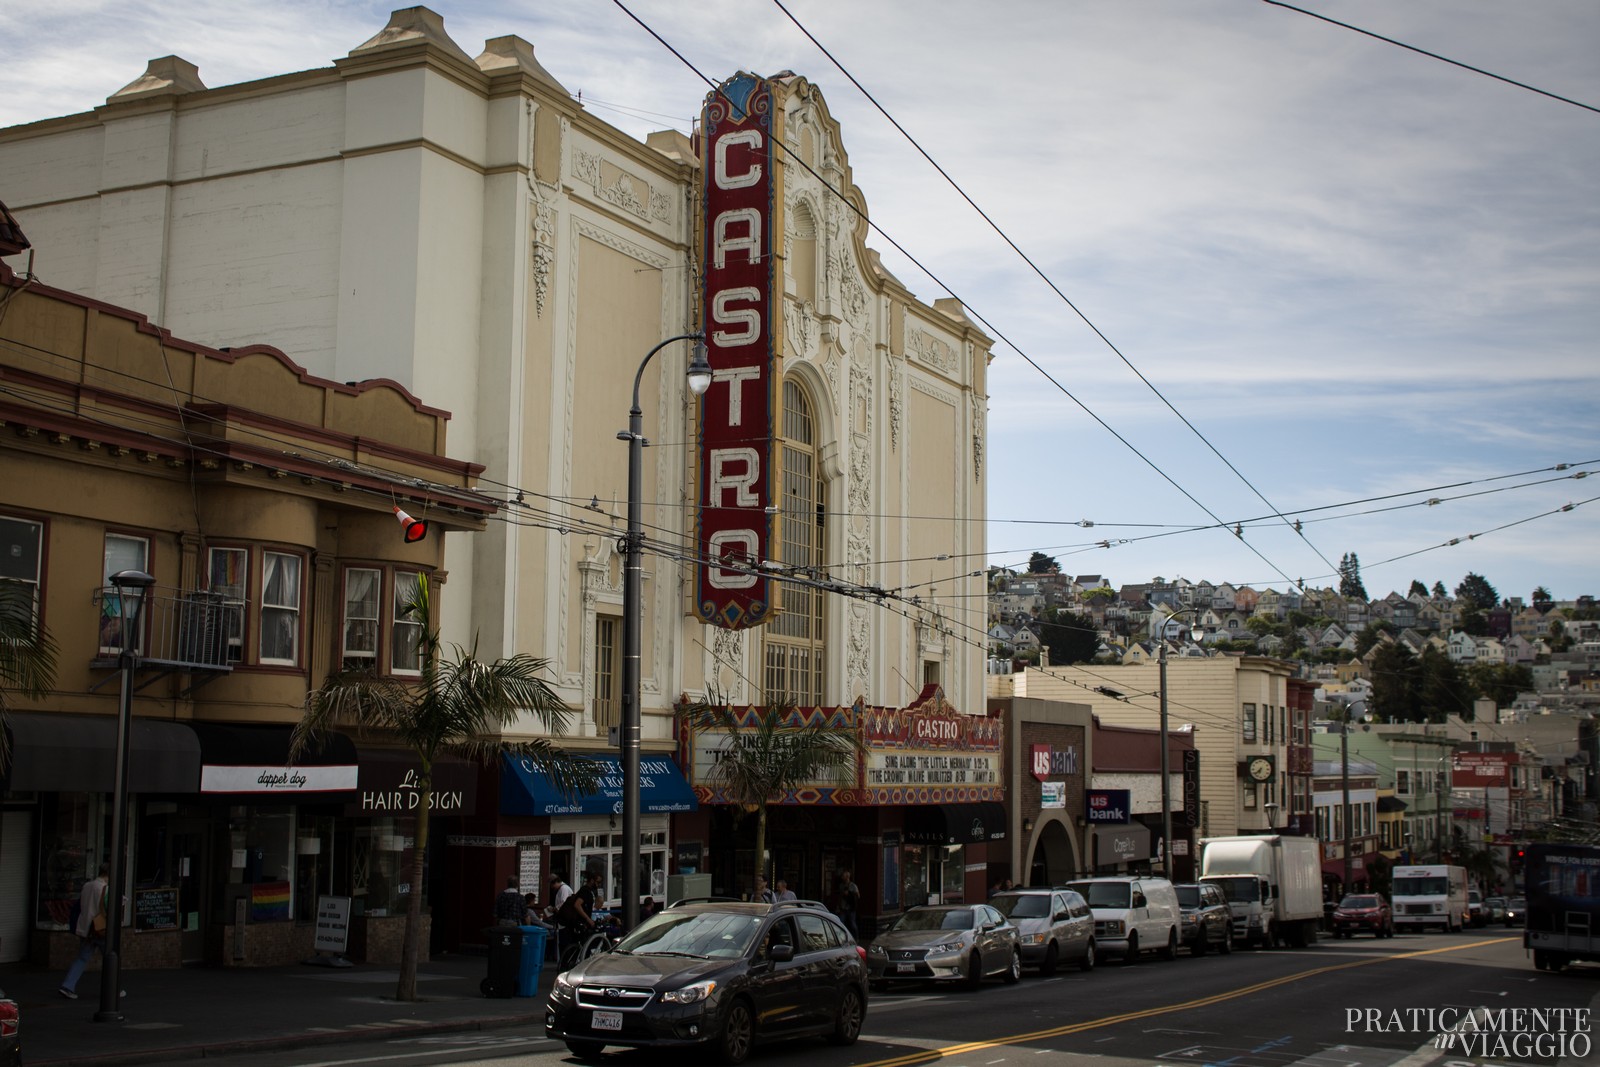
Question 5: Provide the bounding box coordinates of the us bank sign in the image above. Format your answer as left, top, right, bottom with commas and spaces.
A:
697, 72, 779, 630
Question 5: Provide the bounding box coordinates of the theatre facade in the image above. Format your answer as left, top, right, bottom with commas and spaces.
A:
1, 7, 992, 954
676, 686, 1004, 934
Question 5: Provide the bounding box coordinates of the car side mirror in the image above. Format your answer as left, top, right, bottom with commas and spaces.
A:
1133, 894, 1146, 908
769, 943, 795, 963
981, 921, 997, 932
1054, 911, 1070, 922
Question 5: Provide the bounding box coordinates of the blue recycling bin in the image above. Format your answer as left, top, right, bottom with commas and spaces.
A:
515, 925, 548, 997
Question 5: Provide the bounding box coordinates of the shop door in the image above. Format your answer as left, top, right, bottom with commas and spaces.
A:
0, 810, 31, 963
169, 817, 210, 964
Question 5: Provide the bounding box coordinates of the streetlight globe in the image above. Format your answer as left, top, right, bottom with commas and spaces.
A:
686, 339, 712, 396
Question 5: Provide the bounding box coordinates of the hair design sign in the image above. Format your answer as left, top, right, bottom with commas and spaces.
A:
697, 71, 778, 630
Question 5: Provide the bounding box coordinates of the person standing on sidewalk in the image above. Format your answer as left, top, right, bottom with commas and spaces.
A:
493, 875, 523, 927
58, 865, 108, 999
835, 869, 861, 940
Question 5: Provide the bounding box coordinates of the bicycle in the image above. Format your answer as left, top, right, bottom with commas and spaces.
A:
558, 912, 622, 970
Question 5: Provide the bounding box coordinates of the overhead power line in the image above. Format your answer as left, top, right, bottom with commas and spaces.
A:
1262, 0, 1600, 116
768, 0, 1343, 580
607, 0, 1307, 592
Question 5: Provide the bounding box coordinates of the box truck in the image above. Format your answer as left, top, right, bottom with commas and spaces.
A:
1524, 843, 1600, 971
1200, 834, 1323, 948
1391, 864, 1468, 933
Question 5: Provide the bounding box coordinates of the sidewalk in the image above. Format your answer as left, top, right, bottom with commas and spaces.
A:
0, 950, 549, 1067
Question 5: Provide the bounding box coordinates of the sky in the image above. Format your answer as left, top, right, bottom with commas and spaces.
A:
5, 1, 1597, 604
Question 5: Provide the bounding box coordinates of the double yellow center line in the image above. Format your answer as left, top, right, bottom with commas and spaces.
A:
852, 938, 1517, 1067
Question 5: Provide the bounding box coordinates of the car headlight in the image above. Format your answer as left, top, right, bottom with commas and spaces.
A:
552, 972, 575, 998
661, 980, 716, 1005
932, 940, 967, 954
1183, 915, 1198, 925
1020, 932, 1046, 945
1104, 920, 1124, 936
866, 944, 886, 956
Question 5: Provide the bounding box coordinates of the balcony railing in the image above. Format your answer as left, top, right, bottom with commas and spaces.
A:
94, 586, 243, 673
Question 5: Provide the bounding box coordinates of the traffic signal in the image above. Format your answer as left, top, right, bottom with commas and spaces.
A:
393, 506, 428, 543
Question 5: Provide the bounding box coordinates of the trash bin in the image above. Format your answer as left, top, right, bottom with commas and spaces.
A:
482, 925, 520, 998
516, 925, 548, 997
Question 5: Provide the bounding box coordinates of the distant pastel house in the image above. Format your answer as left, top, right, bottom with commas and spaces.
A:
1447, 630, 1479, 664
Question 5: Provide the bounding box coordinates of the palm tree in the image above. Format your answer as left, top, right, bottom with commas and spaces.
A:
293, 574, 594, 1001
677, 694, 864, 893
0, 579, 58, 773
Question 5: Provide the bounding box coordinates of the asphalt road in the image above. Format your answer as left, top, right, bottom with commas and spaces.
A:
151, 928, 1600, 1067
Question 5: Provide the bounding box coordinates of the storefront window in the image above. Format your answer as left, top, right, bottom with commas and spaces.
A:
903, 845, 929, 907
224, 807, 295, 922
35, 793, 108, 929
939, 846, 964, 902
565, 827, 669, 906
353, 817, 417, 916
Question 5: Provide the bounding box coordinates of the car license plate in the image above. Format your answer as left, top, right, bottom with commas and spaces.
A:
592, 1011, 623, 1032
896, 962, 916, 973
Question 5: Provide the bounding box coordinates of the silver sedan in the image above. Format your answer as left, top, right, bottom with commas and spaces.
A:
865, 904, 1021, 991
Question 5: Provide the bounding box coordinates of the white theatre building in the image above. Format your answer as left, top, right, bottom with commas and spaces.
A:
1, 7, 995, 942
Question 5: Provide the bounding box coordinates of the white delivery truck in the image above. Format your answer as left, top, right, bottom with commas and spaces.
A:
1200, 834, 1323, 948
1391, 864, 1469, 933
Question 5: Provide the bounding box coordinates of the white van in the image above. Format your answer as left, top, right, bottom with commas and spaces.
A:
1066, 876, 1181, 961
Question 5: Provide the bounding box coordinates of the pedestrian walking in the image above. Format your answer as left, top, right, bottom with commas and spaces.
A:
547, 871, 576, 960
836, 868, 861, 939
773, 879, 797, 903
493, 875, 523, 927
754, 874, 775, 904
58, 865, 109, 999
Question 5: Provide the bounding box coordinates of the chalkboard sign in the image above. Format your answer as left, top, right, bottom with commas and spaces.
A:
135, 887, 179, 932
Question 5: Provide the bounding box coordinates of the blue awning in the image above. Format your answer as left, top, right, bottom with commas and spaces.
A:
500, 753, 699, 816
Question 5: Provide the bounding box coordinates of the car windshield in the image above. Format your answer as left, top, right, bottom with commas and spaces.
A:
613, 910, 764, 959
1068, 882, 1131, 909
893, 908, 973, 932
1393, 877, 1449, 896
1340, 895, 1380, 909
1175, 886, 1201, 908
1509, 898, 1526, 909
1207, 878, 1260, 903
991, 895, 1050, 919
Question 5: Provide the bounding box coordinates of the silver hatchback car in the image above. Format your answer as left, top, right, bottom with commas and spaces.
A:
989, 888, 1096, 974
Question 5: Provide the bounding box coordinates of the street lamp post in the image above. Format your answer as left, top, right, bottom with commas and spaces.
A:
98, 568, 155, 1023
1156, 608, 1203, 879
619, 333, 711, 934
1339, 700, 1371, 895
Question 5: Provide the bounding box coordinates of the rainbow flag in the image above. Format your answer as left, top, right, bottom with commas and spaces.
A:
251, 881, 291, 922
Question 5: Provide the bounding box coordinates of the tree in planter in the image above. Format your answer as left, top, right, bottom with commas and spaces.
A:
677, 694, 864, 894
0, 578, 58, 773
293, 574, 594, 1001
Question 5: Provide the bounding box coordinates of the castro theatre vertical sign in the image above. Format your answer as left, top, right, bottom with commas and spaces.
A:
697, 72, 778, 630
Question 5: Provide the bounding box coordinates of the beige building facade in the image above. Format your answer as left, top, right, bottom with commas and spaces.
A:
0, 265, 489, 966
2, 7, 990, 939
989, 656, 1306, 840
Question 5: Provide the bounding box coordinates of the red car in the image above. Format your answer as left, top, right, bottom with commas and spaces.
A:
0, 992, 18, 1067
1332, 894, 1394, 939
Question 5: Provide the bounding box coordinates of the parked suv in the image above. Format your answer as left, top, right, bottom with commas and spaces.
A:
989, 888, 1096, 974
545, 898, 867, 1065
1174, 882, 1233, 956
1066, 877, 1181, 962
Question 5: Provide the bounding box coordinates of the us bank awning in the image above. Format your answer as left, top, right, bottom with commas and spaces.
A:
500, 753, 698, 817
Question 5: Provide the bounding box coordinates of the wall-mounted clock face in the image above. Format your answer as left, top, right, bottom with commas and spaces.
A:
1248, 756, 1274, 782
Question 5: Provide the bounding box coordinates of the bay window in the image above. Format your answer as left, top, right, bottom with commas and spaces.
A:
260, 552, 302, 665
